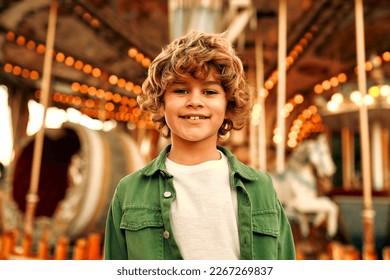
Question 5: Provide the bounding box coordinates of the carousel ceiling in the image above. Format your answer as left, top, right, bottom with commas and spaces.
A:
0, 0, 389, 138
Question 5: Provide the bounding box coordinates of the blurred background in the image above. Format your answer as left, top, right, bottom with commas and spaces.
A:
0, 0, 389, 260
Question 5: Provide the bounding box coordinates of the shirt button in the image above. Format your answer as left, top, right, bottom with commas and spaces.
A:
163, 231, 170, 239
163, 191, 171, 198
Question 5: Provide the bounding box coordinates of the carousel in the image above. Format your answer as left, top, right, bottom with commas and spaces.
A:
0, 0, 389, 260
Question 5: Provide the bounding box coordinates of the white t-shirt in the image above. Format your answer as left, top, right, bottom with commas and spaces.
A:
165, 151, 240, 259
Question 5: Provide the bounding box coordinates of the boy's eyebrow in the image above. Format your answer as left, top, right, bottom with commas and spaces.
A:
170, 80, 222, 86
170, 80, 187, 85
203, 80, 222, 86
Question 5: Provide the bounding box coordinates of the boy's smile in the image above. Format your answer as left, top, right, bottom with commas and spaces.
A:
163, 74, 227, 146
180, 115, 209, 120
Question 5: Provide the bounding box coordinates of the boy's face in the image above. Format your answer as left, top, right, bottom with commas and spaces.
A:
163, 74, 227, 146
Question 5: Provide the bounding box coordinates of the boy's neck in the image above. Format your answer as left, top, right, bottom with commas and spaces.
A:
167, 140, 221, 166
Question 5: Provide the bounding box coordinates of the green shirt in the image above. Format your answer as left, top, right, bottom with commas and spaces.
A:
104, 145, 296, 260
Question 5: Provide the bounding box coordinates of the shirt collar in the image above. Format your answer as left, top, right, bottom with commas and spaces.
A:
140, 145, 258, 181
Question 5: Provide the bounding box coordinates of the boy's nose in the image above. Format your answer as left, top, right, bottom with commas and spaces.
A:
186, 91, 204, 108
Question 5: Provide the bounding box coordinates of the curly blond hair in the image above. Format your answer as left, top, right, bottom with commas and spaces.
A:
138, 30, 253, 138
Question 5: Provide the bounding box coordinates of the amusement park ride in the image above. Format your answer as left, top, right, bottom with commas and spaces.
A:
0, 0, 389, 260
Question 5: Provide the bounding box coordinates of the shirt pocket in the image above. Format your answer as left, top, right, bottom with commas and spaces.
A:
120, 207, 164, 259
252, 211, 280, 259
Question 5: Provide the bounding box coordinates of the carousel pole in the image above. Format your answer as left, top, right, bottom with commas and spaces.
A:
255, 21, 267, 172
276, 0, 287, 173
24, 0, 58, 236
354, 0, 376, 259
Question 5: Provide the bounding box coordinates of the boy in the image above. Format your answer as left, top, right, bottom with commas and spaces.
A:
104, 31, 295, 260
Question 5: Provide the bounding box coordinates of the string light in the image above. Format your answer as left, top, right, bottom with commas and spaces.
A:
72, 4, 152, 69
3, 63, 40, 80
3, 30, 143, 95
34, 89, 155, 128
2, 29, 152, 127
1, 61, 152, 127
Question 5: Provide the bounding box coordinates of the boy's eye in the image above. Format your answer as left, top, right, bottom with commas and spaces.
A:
173, 89, 188, 94
204, 90, 217, 95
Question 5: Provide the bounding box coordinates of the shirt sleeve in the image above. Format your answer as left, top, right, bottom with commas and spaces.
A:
277, 200, 296, 260
103, 192, 128, 260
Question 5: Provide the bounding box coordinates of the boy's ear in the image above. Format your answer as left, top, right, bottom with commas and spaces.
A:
224, 107, 233, 119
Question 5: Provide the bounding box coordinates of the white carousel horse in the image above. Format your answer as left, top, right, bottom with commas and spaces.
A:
271, 133, 339, 238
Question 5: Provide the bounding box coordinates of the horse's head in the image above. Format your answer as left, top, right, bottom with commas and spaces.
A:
307, 134, 336, 178
286, 133, 336, 177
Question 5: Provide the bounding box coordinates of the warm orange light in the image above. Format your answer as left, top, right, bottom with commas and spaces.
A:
82, 12, 92, 21
87, 86, 97, 96
16, 35, 26, 45
120, 96, 128, 105
312, 114, 322, 123
289, 50, 299, 59
142, 58, 151, 67
73, 96, 82, 106
286, 56, 294, 65
105, 91, 113, 100
299, 38, 308, 47
83, 64, 92, 74
56, 52, 66, 63
338, 73, 347, 83
21, 69, 30, 78
105, 102, 115, 111
30, 70, 39, 80
113, 93, 122, 103
383, 51, 390, 62
12, 66, 22, 76
364, 61, 373, 71
304, 32, 313, 40
330, 77, 339, 87
65, 56, 75, 66
119, 105, 127, 113
128, 48, 138, 58
80, 84, 89, 94
135, 53, 144, 63
117, 78, 126, 88
133, 85, 142, 95
90, 19, 100, 28
372, 55, 382, 67
4, 63, 13, 73
132, 107, 142, 117
92, 68, 101, 78
308, 105, 317, 113
74, 60, 84, 70
128, 98, 137, 107
302, 109, 311, 119
264, 80, 274, 90
109, 75, 118, 85
313, 84, 323, 94
287, 139, 297, 148
284, 103, 293, 112
26, 40, 36, 50
6, 31, 15, 41
294, 94, 304, 104
36, 44, 46, 54
53, 93, 61, 102
294, 45, 303, 54
71, 82, 80, 91
125, 82, 134, 91
96, 89, 105, 98
322, 80, 331, 91
60, 94, 67, 103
